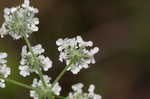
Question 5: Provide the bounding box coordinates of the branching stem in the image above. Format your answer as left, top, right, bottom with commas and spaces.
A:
21, 33, 47, 88
4, 78, 36, 90
51, 62, 72, 88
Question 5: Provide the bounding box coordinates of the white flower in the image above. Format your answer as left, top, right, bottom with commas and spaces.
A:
68, 83, 101, 99
0, 0, 39, 39
0, 52, 7, 64
30, 75, 61, 99
0, 52, 11, 88
38, 55, 52, 71
22, 0, 30, 8
52, 82, 62, 96
30, 90, 39, 99
19, 44, 53, 77
32, 44, 45, 55
88, 85, 102, 99
72, 83, 84, 93
0, 65, 11, 78
56, 36, 99, 74
19, 65, 31, 77
0, 79, 5, 88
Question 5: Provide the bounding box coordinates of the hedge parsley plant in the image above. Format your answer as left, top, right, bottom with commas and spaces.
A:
0, 0, 101, 99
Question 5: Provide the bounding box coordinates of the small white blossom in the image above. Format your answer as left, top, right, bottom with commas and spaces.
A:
72, 83, 84, 93
52, 82, 62, 96
56, 36, 99, 74
0, 52, 11, 88
22, 0, 30, 8
30, 75, 61, 99
0, 79, 5, 88
19, 44, 52, 77
88, 85, 102, 99
0, 65, 11, 78
19, 65, 31, 77
38, 55, 52, 71
0, 52, 7, 64
30, 90, 39, 99
68, 83, 101, 99
0, 0, 39, 39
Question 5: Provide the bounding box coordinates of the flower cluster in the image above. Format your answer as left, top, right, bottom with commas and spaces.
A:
19, 44, 52, 77
0, 0, 39, 39
30, 75, 61, 99
0, 0, 102, 99
68, 83, 101, 99
0, 52, 11, 88
56, 36, 99, 74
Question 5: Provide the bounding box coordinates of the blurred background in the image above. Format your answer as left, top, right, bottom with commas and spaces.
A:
0, 0, 150, 99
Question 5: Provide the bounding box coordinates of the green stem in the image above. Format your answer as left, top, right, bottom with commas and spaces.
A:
21, 33, 47, 88
51, 62, 72, 88
39, 95, 46, 99
4, 78, 36, 90
47, 93, 55, 99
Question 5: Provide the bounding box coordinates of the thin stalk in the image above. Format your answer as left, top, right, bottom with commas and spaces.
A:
5, 78, 36, 90
21, 33, 47, 88
47, 93, 55, 99
39, 95, 46, 99
47, 94, 52, 99
51, 62, 72, 88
